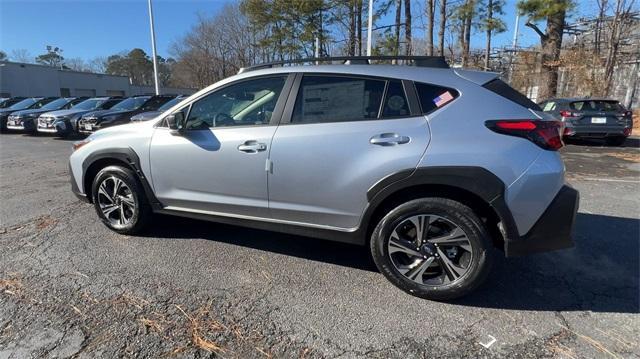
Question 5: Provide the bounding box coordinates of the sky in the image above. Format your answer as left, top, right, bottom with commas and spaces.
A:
0, 0, 596, 62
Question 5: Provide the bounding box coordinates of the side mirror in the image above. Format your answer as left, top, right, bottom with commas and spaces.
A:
166, 112, 184, 134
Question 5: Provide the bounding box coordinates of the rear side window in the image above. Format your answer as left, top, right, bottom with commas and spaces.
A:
482, 79, 541, 111
382, 80, 410, 118
414, 82, 459, 114
542, 102, 556, 111
291, 75, 385, 124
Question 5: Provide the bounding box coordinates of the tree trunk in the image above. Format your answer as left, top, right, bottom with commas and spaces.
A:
356, 0, 363, 56
426, 0, 435, 56
395, 0, 402, 56
484, 0, 493, 70
539, 9, 565, 100
438, 0, 446, 56
349, 1, 356, 56
404, 0, 412, 55
461, 0, 473, 67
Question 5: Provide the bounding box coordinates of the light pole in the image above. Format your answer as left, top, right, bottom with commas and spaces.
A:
147, 0, 160, 95
367, 0, 373, 56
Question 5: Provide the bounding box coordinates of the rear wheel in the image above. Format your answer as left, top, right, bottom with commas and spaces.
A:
91, 166, 151, 234
605, 136, 626, 146
370, 197, 493, 300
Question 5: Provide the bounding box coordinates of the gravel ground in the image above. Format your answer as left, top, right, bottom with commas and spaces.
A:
0, 133, 638, 358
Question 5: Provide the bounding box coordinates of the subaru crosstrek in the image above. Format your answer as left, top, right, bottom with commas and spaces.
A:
69, 57, 579, 300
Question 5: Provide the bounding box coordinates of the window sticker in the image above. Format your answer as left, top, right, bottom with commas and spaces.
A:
301, 81, 365, 122
433, 91, 454, 108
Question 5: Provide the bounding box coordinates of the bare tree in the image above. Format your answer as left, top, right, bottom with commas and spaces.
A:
11, 49, 33, 63
405, 0, 412, 55
426, 0, 435, 55
603, 0, 636, 92
395, 0, 402, 55
438, 0, 447, 56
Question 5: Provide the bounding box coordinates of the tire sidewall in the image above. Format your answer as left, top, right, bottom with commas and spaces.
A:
371, 198, 492, 300
91, 166, 145, 234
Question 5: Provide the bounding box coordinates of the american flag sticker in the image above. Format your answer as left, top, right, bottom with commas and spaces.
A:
433, 91, 454, 107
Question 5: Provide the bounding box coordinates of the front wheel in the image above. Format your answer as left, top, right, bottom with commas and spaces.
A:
370, 197, 493, 300
91, 165, 151, 234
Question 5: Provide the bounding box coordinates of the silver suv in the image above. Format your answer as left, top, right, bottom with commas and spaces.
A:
69, 57, 579, 300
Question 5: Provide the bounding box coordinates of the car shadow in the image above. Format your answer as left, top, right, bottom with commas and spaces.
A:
454, 213, 639, 313
566, 137, 640, 148
143, 212, 638, 313
143, 214, 375, 271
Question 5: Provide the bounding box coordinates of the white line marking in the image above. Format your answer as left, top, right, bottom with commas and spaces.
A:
479, 335, 497, 349
575, 177, 640, 183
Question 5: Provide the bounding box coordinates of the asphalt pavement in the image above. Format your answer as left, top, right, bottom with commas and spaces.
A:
0, 133, 638, 358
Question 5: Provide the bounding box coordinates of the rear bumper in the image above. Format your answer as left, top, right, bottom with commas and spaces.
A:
565, 124, 630, 138
505, 185, 579, 256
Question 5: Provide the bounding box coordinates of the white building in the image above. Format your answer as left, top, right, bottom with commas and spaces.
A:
0, 61, 197, 97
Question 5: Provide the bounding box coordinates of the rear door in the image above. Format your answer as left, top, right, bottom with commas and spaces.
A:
267, 74, 431, 230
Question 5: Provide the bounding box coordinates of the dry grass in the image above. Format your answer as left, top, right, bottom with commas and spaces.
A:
0, 276, 23, 296
35, 215, 57, 231
633, 109, 640, 131
175, 304, 226, 354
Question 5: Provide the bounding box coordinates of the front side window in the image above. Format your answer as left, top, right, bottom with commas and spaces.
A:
185, 76, 287, 130
291, 75, 385, 124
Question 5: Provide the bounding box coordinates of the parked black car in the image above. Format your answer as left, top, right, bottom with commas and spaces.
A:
6, 97, 88, 134
36, 97, 123, 137
539, 97, 633, 146
130, 95, 187, 121
0, 97, 58, 132
77, 95, 175, 133
0, 97, 27, 109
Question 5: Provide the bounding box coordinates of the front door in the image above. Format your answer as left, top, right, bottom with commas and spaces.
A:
149, 75, 291, 218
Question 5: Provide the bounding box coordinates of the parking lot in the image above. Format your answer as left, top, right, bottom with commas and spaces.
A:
0, 133, 638, 358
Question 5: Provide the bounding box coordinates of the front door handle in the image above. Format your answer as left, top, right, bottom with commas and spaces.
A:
370, 133, 411, 146
238, 140, 267, 153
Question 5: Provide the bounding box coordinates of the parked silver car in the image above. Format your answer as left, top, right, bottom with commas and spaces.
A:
68, 57, 579, 300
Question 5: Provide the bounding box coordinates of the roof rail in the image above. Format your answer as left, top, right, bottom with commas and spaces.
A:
238, 56, 449, 74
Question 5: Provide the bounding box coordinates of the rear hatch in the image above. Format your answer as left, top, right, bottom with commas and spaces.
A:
565, 100, 630, 127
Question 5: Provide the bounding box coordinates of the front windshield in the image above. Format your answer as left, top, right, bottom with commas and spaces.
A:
7, 98, 38, 110
157, 97, 184, 112
73, 99, 105, 111
111, 97, 150, 111
40, 98, 70, 110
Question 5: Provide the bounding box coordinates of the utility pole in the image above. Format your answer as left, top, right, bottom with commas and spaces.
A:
367, 0, 373, 56
147, 0, 160, 95
508, 14, 520, 83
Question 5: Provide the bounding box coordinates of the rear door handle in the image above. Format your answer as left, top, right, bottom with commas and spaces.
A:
370, 133, 411, 146
238, 140, 267, 153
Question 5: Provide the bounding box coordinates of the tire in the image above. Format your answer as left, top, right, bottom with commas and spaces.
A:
605, 136, 626, 146
370, 197, 493, 300
91, 165, 152, 235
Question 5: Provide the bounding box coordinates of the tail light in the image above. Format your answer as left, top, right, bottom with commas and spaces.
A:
559, 110, 578, 118
485, 120, 564, 151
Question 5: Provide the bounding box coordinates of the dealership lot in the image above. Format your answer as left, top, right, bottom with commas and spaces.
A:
0, 134, 638, 358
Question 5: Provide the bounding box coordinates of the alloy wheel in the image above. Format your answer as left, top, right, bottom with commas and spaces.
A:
96, 176, 136, 227
387, 214, 473, 286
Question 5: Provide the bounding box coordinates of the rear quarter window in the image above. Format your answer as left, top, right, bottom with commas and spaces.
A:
482, 79, 541, 111
414, 82, 459, 114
